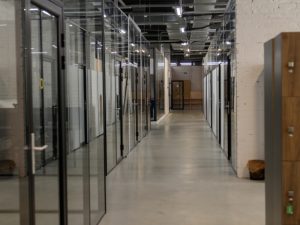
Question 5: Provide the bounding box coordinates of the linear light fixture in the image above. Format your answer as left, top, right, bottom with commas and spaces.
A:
42, 10, 51, 17
181, 42, 188, 46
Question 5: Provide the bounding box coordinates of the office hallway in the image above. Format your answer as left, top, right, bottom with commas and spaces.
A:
100, 111, 265, 225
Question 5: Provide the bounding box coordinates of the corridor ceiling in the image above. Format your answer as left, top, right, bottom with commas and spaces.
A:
121, 0, 230, 63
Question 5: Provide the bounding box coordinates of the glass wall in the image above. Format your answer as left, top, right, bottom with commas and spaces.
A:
104, 3, 150, 163
140, 37, 150, 138
202, 0, 236, 166
0, 1, 150, 225
128, 18, 140, 150
104, 2, 129, 172
64, 1, 105, 225
0, 1, 28, 225
65, 21, 86, 225
155, 49, 165, 121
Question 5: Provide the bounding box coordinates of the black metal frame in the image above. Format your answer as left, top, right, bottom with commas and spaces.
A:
227, 57, 232, 161
218, 65, 222, 145
210, 71, 213, 128
143, 70, 149, 134
114, 58, 124, 163
101, 3, 108, 216
151, 48, 157, 121
171, 80, 184, 110
119, 62, 124, 158
24, 1, 67, 225
135, 69, 139, 141
205, 74, 208, 118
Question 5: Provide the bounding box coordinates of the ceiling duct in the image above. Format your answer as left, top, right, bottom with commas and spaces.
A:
189, 0, 217, 52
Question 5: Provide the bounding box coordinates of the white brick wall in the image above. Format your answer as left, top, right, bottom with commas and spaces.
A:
235, 0, 300, 177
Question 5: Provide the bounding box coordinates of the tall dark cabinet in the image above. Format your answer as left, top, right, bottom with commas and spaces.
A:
265, 32, 300, 225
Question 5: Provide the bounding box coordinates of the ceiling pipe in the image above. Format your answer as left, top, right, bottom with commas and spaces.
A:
120, 3, 228, 9
186, 23, 221, 31
136, 19, 223, 25
118, 0, 126, 7
149, 40, 183, 44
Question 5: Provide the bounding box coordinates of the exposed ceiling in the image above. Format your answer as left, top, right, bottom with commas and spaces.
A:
121, 0, 230, 64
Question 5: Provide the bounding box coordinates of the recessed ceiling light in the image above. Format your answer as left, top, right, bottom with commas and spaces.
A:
180, 27, 185, 33
144, 15, 148, 18
119, 29, 126, 34
175, 7, 182, 17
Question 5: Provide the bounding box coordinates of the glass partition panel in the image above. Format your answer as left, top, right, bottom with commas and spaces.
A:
128, 18, 141, 150
88, 37, 105, 225
104, 2, 129, 168
104, 3, 117, 172
64, 1, 105, 225
0, 1, 27, 225
65, 21, 86, 225
140, 37, 150, 137
155, 49, 165, 120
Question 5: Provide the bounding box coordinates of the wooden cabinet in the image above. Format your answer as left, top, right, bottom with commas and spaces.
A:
265, 33, 300, 225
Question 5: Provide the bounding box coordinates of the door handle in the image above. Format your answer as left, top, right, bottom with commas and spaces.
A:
31, 133, 48, 174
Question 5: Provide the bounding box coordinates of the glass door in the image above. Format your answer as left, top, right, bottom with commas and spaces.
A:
122, 66, 130, 156
115, 60, 123, 162
0, 1, 28, 225
142, 70, 148, 137
28, 2, 64, 225
129, 67, 138, 149
136, 69, 141, 142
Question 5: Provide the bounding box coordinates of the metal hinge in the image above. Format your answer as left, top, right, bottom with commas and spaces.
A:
61, 56, 66, 70
61, 33, 65, 48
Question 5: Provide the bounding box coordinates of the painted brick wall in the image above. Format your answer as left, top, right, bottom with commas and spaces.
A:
235, 0, 300, 177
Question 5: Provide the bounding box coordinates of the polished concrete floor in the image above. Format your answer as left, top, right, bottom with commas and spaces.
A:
100, 110, 265, 225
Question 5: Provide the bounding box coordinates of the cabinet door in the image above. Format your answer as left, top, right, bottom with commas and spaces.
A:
282, 97, 300, 161
282, 162, 300, 225
282, 33, 300, 97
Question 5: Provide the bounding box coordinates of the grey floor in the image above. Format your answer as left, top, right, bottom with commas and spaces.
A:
100, 110, 265, 225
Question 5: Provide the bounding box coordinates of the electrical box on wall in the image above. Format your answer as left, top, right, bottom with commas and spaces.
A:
265, 33, 300, 225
